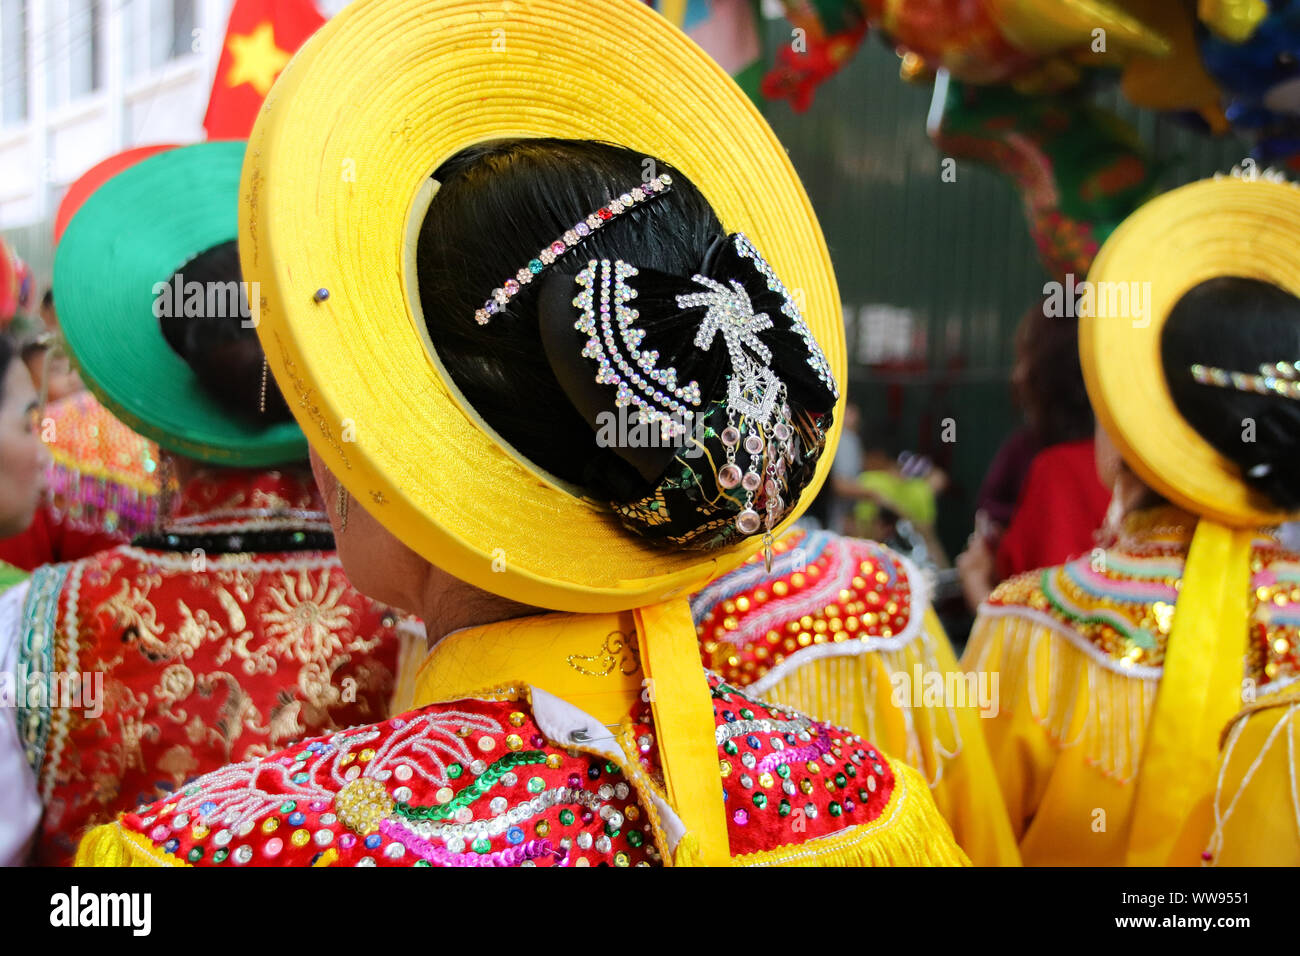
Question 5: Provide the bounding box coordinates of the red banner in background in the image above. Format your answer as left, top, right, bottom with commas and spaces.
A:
202, 0, 325, 141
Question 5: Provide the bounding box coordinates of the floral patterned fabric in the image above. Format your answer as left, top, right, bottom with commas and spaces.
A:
12, 468, 404, 865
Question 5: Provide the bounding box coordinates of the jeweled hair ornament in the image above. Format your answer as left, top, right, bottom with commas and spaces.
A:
543, 227, 838, 555
1190, 360, 1300, 401
474, 173, 673, 325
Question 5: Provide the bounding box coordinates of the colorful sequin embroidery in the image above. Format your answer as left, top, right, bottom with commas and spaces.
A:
693, 529, 916, 689
117, 698, 660, 867
623, 673, 898, 858
986, 508, 1300, 685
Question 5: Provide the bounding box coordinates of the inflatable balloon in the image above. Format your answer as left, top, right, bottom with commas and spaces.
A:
1121, 0, 1231, 130
762, 0, 870, 112
1199, 0, 1300, 165
930, 73, 1164, 280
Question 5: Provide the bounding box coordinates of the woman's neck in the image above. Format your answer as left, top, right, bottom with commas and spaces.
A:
414, 570, 544, 651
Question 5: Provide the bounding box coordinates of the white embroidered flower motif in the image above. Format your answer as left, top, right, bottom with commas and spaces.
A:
679, 274, 783, 427
158, 709, 504, 840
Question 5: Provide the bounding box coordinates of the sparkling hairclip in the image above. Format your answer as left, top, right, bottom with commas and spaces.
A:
1190, 360, 1300, 400
1213, 164, 1295, 186
474, 174, 673, 325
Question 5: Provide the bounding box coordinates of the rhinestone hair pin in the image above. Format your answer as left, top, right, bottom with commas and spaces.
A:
1190, 360, 1300, 400
474, 173, 674, 325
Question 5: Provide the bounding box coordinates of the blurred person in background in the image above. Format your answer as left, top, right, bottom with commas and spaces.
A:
20, 331, 83, 406
0, 328, 151, 571
956, 302, 1108, 611
0, 333, 49, 592
853, 444, 950, 568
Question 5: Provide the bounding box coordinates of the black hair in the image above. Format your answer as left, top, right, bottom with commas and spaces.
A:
157, 240, 292, 424
0, 334, 15, 393
1017, 302, 1093, 445
41, 288, 53, 310
418, 138, 721, 500
1162, 276, 1300, 510
416, 138, 833, 544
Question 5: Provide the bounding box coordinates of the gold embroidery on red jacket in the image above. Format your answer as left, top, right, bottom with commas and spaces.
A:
16, 469, 406, 865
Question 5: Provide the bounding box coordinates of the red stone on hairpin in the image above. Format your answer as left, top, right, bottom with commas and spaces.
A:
474, 174, 673, 325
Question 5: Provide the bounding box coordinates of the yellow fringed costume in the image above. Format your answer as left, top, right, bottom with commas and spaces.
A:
964, 507, 1300, 864
692, 527, 1020, 865
1204, 681, 1300, 865
966, 174, 1300, 866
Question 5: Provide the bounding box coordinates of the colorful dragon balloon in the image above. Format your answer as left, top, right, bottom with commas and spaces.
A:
763, 0, 1299, 274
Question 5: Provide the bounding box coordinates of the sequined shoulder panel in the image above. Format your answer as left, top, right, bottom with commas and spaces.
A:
693, 529, 918, 690
1247, 543, 1300, 689
984, 539, 1300, 687
624, 672, 898, 858
112, 696, 660, 867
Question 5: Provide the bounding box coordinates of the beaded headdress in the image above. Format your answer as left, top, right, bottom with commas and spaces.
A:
475, 177, 839, 553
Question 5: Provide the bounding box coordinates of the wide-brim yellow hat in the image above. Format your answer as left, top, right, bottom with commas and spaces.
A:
240, 0, 845, 613
1081, 175, 1300, 528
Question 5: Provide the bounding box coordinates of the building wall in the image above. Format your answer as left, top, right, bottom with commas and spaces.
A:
0, 0, 352, 281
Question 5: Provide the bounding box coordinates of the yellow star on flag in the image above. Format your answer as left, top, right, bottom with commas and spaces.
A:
225, 22, 291, 96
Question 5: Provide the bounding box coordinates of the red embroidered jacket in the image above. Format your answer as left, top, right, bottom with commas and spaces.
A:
9, 468, 405, 865
80, 671, 964, 867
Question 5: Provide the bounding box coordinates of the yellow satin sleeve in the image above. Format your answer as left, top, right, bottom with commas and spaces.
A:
961, 609, 1156, 866
1204, 688, 1300, 866
755, 607, 1020, 865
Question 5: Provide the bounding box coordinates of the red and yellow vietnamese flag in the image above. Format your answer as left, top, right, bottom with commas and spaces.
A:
202, 0, 325, 140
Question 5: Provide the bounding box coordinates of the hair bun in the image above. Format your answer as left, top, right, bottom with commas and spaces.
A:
539, 231, 839, 550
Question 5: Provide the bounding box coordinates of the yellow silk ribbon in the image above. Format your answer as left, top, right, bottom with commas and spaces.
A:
1125, 519, 1253, 866
635, 600, 732, 865
410, 598, 731, 865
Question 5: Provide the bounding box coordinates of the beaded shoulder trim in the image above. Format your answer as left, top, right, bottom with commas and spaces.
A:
984, 539, 1300, 687
624, 672, 903, 859
109, 694, 661, 867
694, 530, 925, 693
14, 562, 71, 780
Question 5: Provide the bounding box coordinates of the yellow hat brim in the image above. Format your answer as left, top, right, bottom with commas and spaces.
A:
1082, 176, 1300, 528
240, 0, 845, 612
